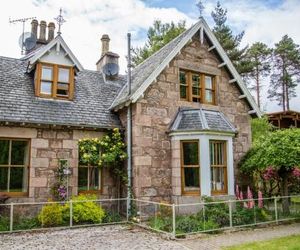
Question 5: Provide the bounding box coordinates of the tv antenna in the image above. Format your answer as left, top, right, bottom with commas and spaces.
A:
9, 16, 36, 55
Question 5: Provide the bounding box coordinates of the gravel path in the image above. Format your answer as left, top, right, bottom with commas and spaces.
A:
0, 225, 187, 250
1, 223, 299, 250
180, 223, 300, 250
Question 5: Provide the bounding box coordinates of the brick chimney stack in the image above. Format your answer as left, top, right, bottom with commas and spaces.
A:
39, 20, 47, 43
31, 19, 38, 39
101, 34, 110, 56
47, 22, 55, 41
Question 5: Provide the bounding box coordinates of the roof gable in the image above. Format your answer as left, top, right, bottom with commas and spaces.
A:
111, 18, 262, 117
26, 35, 83, 72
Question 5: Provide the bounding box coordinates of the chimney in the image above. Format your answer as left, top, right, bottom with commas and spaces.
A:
31, 19, 38, 39
96, 34, 119, 78
47, 22, 55, 41
38, 20, 47, 43
101, 34, 110, 56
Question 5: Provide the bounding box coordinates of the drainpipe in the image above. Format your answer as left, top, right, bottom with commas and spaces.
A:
127, 33, 132, 217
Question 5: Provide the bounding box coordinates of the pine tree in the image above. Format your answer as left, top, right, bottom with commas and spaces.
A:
132, 20, 186, 66
268, 35, 300, 111
246, 42, 272, 108
211, 1, 252, 75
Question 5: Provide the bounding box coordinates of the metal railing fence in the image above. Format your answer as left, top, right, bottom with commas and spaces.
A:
0, 195, 299, 238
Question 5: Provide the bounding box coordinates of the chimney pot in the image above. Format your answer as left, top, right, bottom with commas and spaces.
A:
48, 22, 55, 41
101, 34, 110, 56
31, 19, 38, 39
39, 20, 47, 42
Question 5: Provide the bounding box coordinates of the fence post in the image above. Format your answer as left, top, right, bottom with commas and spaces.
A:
10, 203, 14, 232
70, 200, 73, 227
274, 197, 278, 224
126, 197, 129, 222
229, 200, 233, 228
172, 204, 176, 239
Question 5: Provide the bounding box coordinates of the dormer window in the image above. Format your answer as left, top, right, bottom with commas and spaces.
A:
35, 62, 74, 100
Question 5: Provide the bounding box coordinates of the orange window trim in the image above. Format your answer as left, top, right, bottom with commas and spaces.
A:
36, 62, 75, 100
179, 70, 216, 105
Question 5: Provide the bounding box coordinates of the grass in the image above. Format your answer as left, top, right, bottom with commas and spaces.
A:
223, 234, 300, 250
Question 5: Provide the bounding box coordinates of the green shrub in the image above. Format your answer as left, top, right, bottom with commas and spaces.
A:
148, 216, 172, 232
203, 201, 230, 227
103, 211, 122, 223
0, 216, 9, 231
175, 215, 200, 234
38, 202, 64, 227
65, 194, 105, 224
14, 217, 40, 230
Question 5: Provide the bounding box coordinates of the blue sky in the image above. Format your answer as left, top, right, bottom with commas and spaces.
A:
0, 0, 299, 112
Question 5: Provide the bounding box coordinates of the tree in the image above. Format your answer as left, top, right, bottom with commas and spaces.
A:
132, 20, 186, 66
246, 43, 272, 108
240, 129, 300, 214
211, 1, 252, 75
251, 117, 274, 144
268, 35, 300, 111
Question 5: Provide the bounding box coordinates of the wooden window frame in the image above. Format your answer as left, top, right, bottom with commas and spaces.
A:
78, 165, 102, 194
35, 62, 75, 100
180, 140, 200, 196
210, 140, 228, 195
179, 70, 216, 105
0, 138, 30, 197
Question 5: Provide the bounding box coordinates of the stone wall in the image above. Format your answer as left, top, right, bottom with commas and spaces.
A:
0, 126, 115, 202
124, 35, 252, 202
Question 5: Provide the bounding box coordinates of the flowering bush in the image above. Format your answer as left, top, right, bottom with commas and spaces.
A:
263, 167, 278, 181
51, 159, 70, 201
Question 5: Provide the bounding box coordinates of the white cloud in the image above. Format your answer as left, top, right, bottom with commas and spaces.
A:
1, 0, 299, 112
0, 0, 193, 73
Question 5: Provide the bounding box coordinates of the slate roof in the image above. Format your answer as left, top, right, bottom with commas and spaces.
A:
111, 22, 198, 109
0, 56, 124, 128
170, 108, 236, 133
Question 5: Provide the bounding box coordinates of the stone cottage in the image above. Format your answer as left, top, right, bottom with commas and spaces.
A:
0, 17, 261, 203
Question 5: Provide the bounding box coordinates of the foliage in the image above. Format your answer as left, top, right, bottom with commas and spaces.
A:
211, 1, 252, 75
251, 117, 274, 144
0, 216, 9, 231
65, 194, 105, 224
14, 217, 40, 230
38, 202, 65, 227
38, 194, 105, 226
102, 211, 122, 223
268, 35, 300, 111
51, 159, 70, 201
203, 198, 230, 227
78, 128, 127, 183
132, 20, 186, 66
245, 42, 272, 108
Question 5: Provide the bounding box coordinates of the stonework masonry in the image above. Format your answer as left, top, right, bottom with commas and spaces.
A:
120, 35, 252, 202
0, 126, 115, 202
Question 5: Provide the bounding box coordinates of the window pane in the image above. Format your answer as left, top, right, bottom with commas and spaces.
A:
182, 142, 198, 165
41, 81, 52, 95
180, 85, 187, 99
78, 167, 88, 191
11, 141, 28, 165
192, 74, 200, 86
211, 167, 225, 191
192, 87, 200, 96
205, 76, 213, 89
57, 83, 69, 96
58, 68, 70, 83
41, 66, 53, 81
205, 90, 213, 103
10, 167, 27, 192
89, 167, 100, 191
0, 167, 8, 192
0, 140, 9, 165
184, 167, 199, 188
179, 71, 186, 85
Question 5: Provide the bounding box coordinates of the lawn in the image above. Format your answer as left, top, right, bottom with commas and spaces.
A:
223, 234, 300, 250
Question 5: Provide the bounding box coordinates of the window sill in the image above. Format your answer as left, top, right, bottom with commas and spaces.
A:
0, 192, 28, 198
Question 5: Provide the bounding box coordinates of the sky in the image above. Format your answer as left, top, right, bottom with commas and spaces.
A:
0, 0, 300, 112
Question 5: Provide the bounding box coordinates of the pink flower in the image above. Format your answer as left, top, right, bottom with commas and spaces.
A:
258, 190, 263, 208
247, 186, 254, 209
263, 166, 277, 180
292, 167, 300, 178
